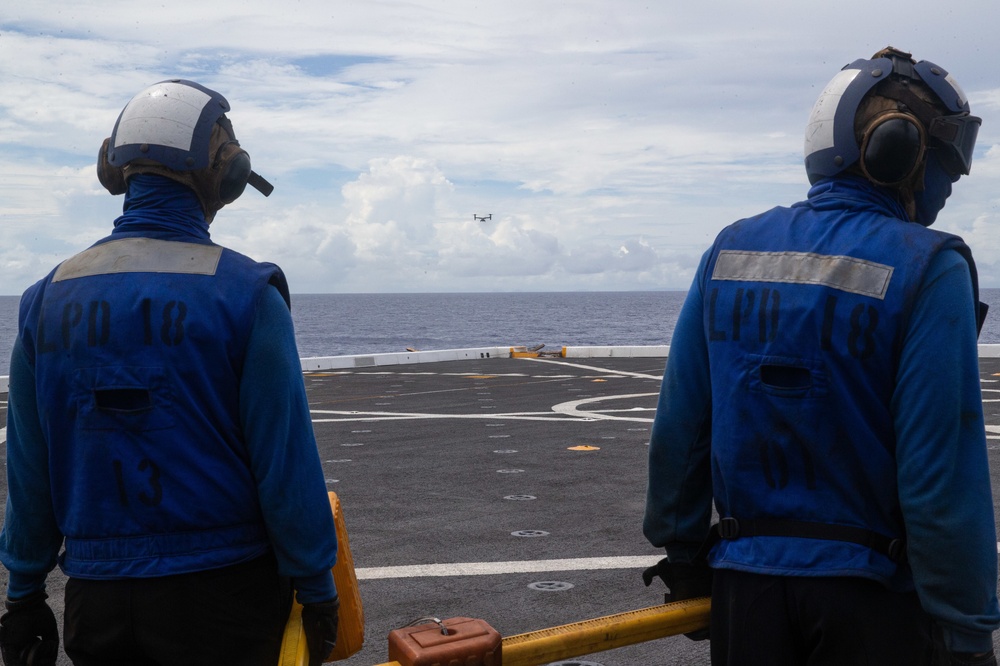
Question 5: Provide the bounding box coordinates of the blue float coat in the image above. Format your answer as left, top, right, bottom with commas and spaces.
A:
643, 177, 1000, 653
0, 175, 337, 604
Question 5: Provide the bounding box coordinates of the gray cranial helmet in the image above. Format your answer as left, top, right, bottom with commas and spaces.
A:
803, 47, 980, 187
97, 79, 273, 220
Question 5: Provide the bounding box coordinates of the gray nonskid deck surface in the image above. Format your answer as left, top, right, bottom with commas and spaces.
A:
3, 355, 1000, 665
308, 356, 687, 664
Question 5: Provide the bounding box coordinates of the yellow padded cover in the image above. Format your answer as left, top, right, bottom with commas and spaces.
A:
279, 492, 365, 664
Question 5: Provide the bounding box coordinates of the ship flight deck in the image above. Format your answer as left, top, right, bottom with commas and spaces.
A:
3, 348, 1000, 665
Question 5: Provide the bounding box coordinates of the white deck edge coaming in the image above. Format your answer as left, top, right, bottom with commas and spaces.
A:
300, 345, 672, 372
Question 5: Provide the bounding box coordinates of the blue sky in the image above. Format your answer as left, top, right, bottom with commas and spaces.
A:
2, 1, 1000, 294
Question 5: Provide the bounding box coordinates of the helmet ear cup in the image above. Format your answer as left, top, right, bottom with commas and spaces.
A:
219, 147, 252, 204
859, 112, 926, 186
96, 137, 127, 195
213, 141, 252, 204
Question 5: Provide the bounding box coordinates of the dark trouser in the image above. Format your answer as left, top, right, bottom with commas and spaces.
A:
710, 568, 942, 666
63, 554, 293, 666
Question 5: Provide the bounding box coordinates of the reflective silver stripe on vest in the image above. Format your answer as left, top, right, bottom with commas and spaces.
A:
53, 238, 223, 282
712, 250, 893, 299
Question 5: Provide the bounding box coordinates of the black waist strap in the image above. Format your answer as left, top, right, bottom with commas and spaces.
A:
716, 517, 906, 563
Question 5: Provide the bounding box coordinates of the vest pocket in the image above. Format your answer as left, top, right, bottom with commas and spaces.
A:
74, 366, 176, 431
747, 354, 829, 399
94, 387, 153, 413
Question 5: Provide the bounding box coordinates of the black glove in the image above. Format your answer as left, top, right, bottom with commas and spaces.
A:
0, 592, 59, 666
301, 598, 339, 666
643, 557, 712, 641
642, 557, 713, 602
950, 651, 998, 666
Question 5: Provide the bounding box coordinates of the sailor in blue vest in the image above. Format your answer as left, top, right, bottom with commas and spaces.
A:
0, 80, 339, 666
643, 47, 1000, 665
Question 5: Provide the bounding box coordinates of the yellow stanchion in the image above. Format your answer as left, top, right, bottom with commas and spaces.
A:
370, 597, 710, 666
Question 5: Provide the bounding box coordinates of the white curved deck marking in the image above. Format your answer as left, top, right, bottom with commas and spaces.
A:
551, 394, 658, 423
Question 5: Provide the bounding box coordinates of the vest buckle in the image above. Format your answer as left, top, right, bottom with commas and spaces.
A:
887, 538, 906, 563
718, 517, 740, 539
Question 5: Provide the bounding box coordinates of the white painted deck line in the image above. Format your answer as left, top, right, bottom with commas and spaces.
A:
355, 556, 663, 580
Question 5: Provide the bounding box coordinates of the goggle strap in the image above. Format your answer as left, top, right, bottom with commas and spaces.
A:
876, 80, 941, 129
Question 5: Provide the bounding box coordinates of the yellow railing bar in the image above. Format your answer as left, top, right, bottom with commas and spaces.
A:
371, 597, 710, 666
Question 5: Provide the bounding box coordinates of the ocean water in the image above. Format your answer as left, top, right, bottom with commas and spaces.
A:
0, 291, 685, 376
290, 292, 683, 358
2, 288, 1000, 377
